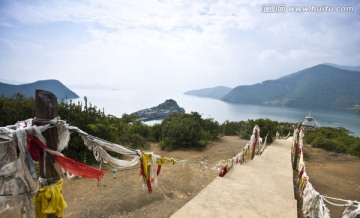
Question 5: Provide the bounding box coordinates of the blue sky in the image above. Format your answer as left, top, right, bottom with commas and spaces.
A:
0, 0, 359, 94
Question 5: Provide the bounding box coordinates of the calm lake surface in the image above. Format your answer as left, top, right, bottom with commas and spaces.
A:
71, 88, 360, 137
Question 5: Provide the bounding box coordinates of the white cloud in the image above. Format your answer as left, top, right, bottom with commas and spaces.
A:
0, 0, 359, 92
259, 49, 284, 61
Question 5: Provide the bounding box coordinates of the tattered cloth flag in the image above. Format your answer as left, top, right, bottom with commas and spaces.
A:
34, 179, 68, 218
27, 134, 105, 183
140, 152, 176, 193
218, 165, 228, 177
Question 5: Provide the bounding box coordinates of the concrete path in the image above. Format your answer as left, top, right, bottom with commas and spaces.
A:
171, 138, 297, 218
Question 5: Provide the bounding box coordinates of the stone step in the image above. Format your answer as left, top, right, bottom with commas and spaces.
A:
171, 138, 297, 218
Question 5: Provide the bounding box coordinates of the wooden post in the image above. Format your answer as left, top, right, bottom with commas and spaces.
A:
292, 127, 299, 171
35, 90, 59, 218
251, 127, 258, 160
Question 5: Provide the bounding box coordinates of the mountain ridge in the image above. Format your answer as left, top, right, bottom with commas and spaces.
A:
0, 79, 79, 101
323, 63, 360, 72
222, 64, 360, 110
185, 64, 360, 112
184, 86, 232, 99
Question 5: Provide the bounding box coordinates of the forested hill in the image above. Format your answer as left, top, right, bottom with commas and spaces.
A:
131, 99, 185, 121
0, 79, 79, 100
184, 86, 232, 99
221, 64, 360, 110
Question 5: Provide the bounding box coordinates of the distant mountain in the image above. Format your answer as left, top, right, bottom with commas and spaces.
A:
323, 63, 360, 72
0, 79, 79, 100
184, 86, 232, 99
221, 64, 360, 111
131, 99, 185, 121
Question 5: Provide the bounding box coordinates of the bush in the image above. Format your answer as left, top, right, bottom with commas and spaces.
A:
221, 120, 245, 135
201, 118, 220, 140
304, 127, 360, 157
0, 93, 35, 126
235, 118, 294, 143
159, 112, 208, 150
122, 133, 148, 149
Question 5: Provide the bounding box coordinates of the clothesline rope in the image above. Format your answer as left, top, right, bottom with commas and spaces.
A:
322, 195, 360, 207
1, 118, 267, 180
0, 118, 268, 216
322, 196, 352, 207
293, 126, 360, 218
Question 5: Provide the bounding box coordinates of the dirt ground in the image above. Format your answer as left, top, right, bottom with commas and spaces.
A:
300, 143, 360, 218
62, 136, 248, 218
3, 137, 360, 217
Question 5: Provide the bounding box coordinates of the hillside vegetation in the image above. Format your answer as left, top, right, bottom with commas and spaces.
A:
131, 99, 185, 121
0, 94, 298, 163
304, 127, 360, 157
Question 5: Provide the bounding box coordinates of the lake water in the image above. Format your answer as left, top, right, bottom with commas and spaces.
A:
71, 88, 360, 137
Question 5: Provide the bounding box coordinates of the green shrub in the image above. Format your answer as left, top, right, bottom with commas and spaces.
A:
0, 93, 35, 126
221, 120, 245, 135
234, 118, 294, 143
159, 112, 208, 150
304, 127, 360, 157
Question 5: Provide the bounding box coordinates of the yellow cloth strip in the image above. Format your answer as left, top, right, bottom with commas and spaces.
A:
156, 157, 176, 165
141, 154, 177, 180
34, 179, 67, 218
141, 154, 152, 181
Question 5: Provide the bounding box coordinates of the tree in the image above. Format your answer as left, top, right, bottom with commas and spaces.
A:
159, 112, 208, 150
221, 120, 245, 135
0, 93, 34, 126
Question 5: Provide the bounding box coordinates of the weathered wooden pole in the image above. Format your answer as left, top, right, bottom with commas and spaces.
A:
251, 127, 258, 160
35, 90, 59, 218
292, 141, 299, 171
292, 125, 300, 171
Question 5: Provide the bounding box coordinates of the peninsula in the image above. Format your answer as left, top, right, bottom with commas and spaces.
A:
131, 99, 185, 121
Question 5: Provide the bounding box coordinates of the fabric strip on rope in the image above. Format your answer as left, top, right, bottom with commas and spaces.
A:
140, 153, 152, 193
92, 143, 141, 169
341, 201, 360, 218
260, 133, 268, 155
139, 152, 177, 193
54, 120, 71, 152
296, 127, 331, 218
34, 179, 67, 218
80, 134, 138, 156
0, 137, 37, 217
27, 134, 104, 183
297, 135, 359, 218
155, 156, 176, 177
218, 164, 228, 177
1, 132, 37, 193
81, 135, 140, 169
66, 125, 138, 157
15, 128, 37, 178
27, 137, 43, 162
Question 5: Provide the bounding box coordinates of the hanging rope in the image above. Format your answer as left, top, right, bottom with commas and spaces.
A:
293, 126, 360, 218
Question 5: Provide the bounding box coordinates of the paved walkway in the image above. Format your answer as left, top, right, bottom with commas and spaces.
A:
171, 138, 297, 218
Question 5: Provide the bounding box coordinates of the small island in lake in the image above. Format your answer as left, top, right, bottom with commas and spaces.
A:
131, 99, 185, 121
